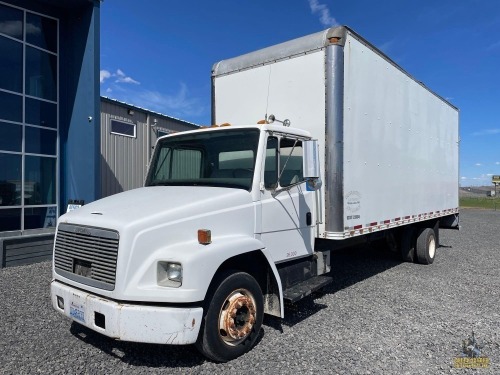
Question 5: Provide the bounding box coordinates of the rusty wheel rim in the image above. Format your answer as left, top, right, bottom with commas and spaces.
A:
218, 288, 257, 346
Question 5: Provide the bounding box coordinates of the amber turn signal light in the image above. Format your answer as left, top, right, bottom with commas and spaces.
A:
198, 229, 212, 245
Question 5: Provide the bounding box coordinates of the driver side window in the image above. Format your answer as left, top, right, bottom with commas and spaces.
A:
264, 136, 304, 189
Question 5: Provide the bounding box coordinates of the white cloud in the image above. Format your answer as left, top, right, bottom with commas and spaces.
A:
26, 23, 41, 35
0, 21, 19, 36
0, 20, 41, 37
308, 0, 339, 28
133, 83, 204, 117
472, 128, 500, 136
100, 70, 111, 84
495, 162, 500, 165
101, 69, 140, 85
100, 68, 204, 119
115, 69, 140, 84
475, 163, 482, 166
461, 174, 497, 186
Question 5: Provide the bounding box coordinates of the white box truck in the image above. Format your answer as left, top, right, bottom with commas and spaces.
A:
51, 26, 459, 362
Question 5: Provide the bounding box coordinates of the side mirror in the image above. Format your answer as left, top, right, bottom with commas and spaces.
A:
303, 139, 320, 178
303, 139, 321, 191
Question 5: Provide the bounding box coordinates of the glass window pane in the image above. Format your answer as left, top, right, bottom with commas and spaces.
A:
219, 150, 254, 170
0, 36, 23, 92
264, 137, 278, 189
26, 46, 57, 101
26, 13, 57, 53
24, 206, 57, 229
0, 208, 21, 231
25, 97, 57, 129
279, 139, 303, 187
25, 156, 56, 205
26, 126, 57, 155
0, 153, 21, 206
0, 4, 23, 40
111, 120, 135, 137
152, 147, 171, 181
171, 149, 201, 179
0, 121, 22, 152
0, 91, 22, 122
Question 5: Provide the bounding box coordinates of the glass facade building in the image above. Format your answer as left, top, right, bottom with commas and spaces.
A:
0, 0, 100, 249
0, 2, 58, 232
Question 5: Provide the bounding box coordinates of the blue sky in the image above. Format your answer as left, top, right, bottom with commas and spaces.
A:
100, 0, 500, 186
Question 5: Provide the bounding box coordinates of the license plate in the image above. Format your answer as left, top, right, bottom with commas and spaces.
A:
70, 302, 85, 323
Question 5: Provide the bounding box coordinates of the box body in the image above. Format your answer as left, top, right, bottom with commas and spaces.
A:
212, 26, 459, 239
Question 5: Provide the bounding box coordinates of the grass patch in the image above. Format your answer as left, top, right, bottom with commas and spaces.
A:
460, 197, 500, 210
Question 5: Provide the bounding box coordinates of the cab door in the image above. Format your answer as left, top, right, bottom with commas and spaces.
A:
259, 134, 315, 263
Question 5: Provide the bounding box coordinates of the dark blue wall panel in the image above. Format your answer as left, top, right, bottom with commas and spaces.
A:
59, 1, 101, 207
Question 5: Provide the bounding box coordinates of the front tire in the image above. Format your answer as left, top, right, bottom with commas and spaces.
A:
196, 271, 263, 362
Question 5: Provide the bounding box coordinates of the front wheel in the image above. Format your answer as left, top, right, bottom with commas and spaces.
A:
196, 271, 263, 362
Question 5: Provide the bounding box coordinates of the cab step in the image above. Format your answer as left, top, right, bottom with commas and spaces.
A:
283, 275, 333, 303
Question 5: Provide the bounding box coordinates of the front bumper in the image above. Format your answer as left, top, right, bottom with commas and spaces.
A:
51, 281, 203, 345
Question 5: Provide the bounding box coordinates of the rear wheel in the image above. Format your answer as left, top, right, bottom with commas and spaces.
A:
196, 271, 263, 362
416, 228, 436, 265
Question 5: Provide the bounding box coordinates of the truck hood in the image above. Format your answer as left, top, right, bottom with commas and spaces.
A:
58, 186, 254, 232
55, 185, 259, 302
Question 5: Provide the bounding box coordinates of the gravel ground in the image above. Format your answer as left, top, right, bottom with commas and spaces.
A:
0, 208, 498, 374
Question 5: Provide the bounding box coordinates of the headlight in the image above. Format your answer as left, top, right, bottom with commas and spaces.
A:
157, 262, 182, 287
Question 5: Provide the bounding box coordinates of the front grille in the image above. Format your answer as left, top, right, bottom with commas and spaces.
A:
54, 223, 119, 290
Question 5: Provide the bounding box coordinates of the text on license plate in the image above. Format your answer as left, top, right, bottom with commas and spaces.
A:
70, 302, 85, 323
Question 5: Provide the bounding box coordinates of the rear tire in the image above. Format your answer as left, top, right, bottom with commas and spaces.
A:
416, 228, 436, 265
196, 271, 263, 362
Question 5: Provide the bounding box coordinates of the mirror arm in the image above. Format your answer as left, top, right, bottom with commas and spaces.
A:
272, 180, 304, 195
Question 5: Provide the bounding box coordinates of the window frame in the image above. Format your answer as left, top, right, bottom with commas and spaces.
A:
110, 119, 136, 138
264, 134, 306, 191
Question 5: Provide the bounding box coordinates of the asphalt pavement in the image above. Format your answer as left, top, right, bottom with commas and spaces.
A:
0, 208, 498, 374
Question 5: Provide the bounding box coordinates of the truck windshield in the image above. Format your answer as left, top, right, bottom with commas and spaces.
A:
146, 128, 260, 191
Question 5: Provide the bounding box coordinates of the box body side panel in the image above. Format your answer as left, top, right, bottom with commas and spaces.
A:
340, 34, 459, 230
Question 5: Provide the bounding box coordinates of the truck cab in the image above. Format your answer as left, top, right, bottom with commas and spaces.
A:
51, 123, 326, 362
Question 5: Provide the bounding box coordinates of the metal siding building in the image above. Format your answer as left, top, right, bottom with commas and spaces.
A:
100, 97, 198, 197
